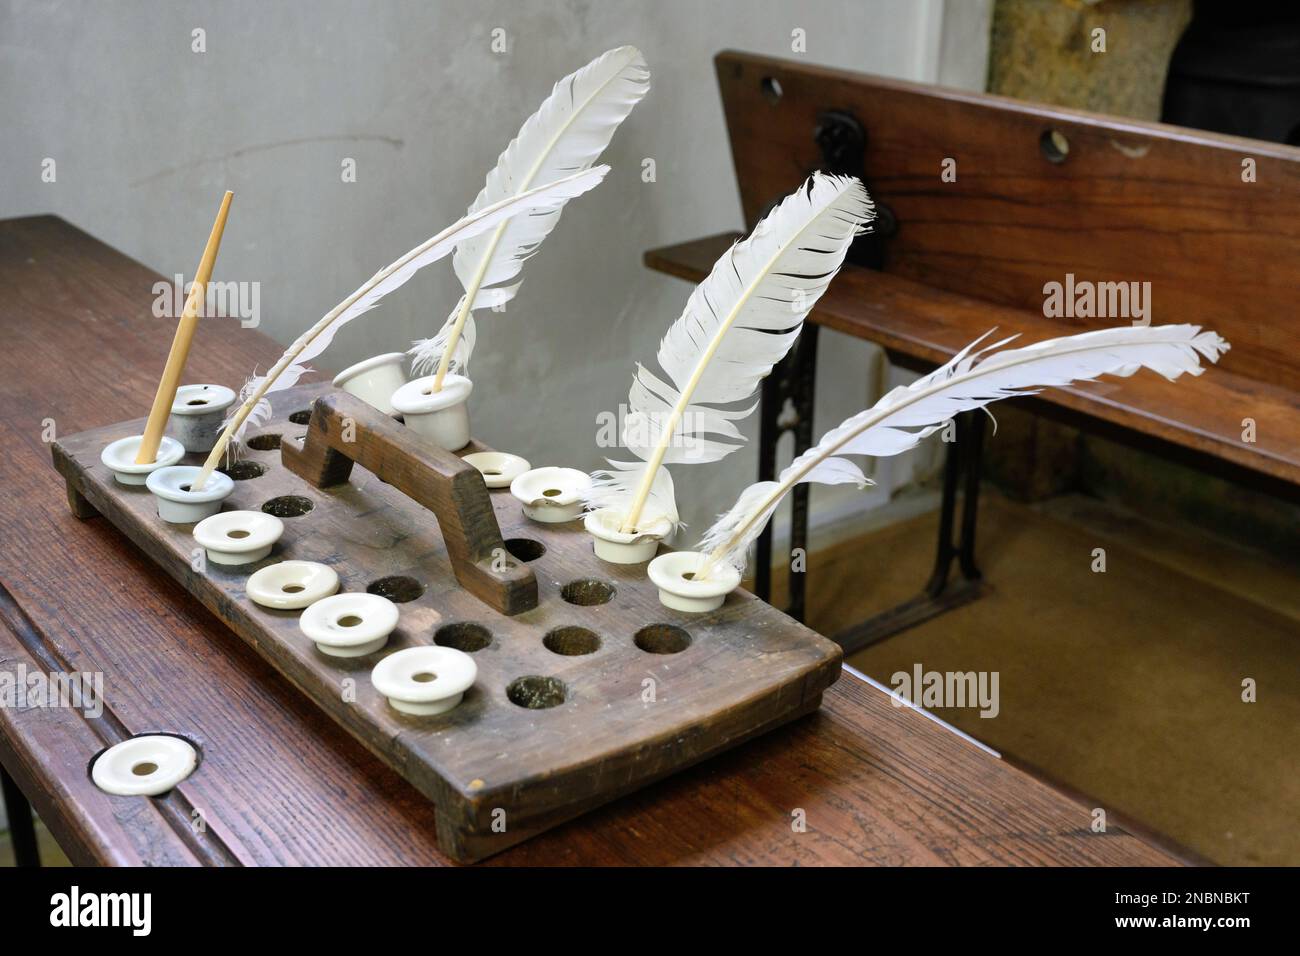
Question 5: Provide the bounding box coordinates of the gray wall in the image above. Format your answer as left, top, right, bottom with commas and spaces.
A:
1, 0, 988, 539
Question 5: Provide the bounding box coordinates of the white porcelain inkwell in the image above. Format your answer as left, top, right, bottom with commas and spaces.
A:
299, 592, 399, 657
647, 551, 741, 613
584, 508, 675, 564
462, 451, 530, 489
193, 510, 284, 565
370, 645, 477, 716
169, 383, 237, 453
332, 352, 408, 416
91, 735, 198, 797
100, 435, 184, 486
509, 467, 590, 523
146, 465, 234, 524
246, 560, 340, 610
390, 374, 472, 450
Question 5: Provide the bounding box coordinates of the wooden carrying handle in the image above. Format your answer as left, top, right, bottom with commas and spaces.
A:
281, 390, 537, 615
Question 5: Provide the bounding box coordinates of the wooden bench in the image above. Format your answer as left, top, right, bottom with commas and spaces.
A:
646, 51, 1300, 650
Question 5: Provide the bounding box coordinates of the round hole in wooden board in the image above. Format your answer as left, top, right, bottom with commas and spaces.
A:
262, 495, 314, 518
434, 622, 492, 652
761, 75, 783, 104
542, 626, 601, 657
506, 675, 567, 709
504, 538, 545, 562
1040, 128, 1070, 164
366, 576, 424, 603
220, 460, 266, 481
560, 579, 615, 606
635, 624, 692, 655
245, 433, 282, 451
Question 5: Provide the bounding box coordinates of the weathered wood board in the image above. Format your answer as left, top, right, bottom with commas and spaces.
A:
50, 383, 842, 862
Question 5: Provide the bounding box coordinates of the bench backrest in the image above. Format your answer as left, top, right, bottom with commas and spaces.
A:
716, 51, 1300, 391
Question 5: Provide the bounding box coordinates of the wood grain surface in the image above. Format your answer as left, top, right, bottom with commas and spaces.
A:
0, 215, 1188, 865
646, 233, 1300, 489
714, 51, 1300, 392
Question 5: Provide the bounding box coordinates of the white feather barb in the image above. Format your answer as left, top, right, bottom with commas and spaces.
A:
190, 165, 609, 489
419, 45, 650, 390
695, 324, 1230, 578
591, 172, 874, 533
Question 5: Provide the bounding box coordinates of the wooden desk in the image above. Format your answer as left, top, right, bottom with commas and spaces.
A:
0, 216, 1186, 866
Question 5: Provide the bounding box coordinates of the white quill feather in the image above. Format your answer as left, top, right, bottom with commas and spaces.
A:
190, 166, 609, 489
696, 324, 1231, 577
412, 45, 650, 384
590, 172, 874, 532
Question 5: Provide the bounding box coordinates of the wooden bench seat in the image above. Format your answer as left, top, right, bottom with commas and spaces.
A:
647, 232, 1300, 490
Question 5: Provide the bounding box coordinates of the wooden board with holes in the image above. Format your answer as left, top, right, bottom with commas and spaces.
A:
49, 382, 842, 863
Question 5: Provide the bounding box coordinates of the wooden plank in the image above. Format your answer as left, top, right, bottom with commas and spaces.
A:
647, 233, 1300, 489
714, 50, 1300, 392
0, 214, 1189, 865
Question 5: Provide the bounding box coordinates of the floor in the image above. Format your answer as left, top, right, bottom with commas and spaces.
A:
0, 819, 70, 867
4, 489, 1296, 867
769, 489, 1299, 866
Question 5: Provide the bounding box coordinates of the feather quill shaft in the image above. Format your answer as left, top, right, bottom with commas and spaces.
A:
607, 172, 873, 533
418, 46, 650, 390
190, 166, 608, 490
695, 324, 1230, 579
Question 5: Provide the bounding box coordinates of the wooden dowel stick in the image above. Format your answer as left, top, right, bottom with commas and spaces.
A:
134, 191, 234, 463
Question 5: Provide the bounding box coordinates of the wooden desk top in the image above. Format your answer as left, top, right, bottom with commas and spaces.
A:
0, 215, 1185, 866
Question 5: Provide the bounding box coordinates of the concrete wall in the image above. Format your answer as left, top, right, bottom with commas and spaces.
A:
0, 0, 989, 539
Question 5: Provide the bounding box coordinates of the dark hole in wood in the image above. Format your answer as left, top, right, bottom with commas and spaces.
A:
219, 460, 266, 481
761, 75, 783, 104
367, 575, 423, 603
246, 433, 282, 451
561, 579, 615, 606
1040, 128, 1069, 164
434, 622, 491, 653
288, 409, 312, 425
635, 624, 692, 655
506, 675, 566, 709
504, 538, 546, 562
543, 626, 601, 657
262, 495, 314, 518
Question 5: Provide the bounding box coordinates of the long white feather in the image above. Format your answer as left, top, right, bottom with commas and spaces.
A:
190, 166, 609, 489
590, 172, 874, 532
413, 45, 650, 385
696, 324, 1231, 578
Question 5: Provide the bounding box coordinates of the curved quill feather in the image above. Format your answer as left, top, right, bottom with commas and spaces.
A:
190, 166, 608, 490
591, 172, 874, 533
696, 324, 1230, 578
412, 46, 650, 383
